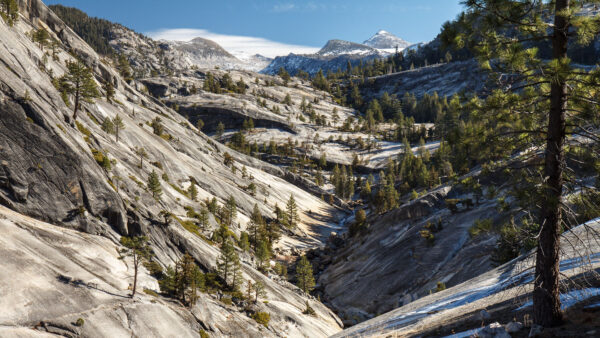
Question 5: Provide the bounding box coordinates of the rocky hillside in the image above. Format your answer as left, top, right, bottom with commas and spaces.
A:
0, 1, 347, 336
333, 218, 600, 337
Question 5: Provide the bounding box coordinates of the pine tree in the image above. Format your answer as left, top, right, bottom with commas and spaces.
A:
33, 28, 50, 50
151, 117, 163, 136
295, 255, 315, 293
60, 60, 100, 120
239, 232, 250, 252
103, 80, 115, 102
216, 122, 225, 138
117, 54, 133, 82
217, 238, 237, 287
248, 204, 263, 250
285, 194, 299, 228
188, 182, 198, 201
198, 207, 209, 230
134, 146, 148, 169
253, 280, 266, 303
224, 195, 237, 227
113, 114, 125, 143
101, 117, 115, 135
231, 257, 244, 291
0, 0, 18, 26
147, 170, 162, 199
119, 236, 153, 297
450, 0, 600, 326
256, 240, 271, 271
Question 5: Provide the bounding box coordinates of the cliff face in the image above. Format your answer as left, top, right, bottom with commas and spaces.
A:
0, 1, 343, 336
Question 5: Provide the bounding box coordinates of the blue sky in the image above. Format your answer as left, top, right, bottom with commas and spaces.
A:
44, 0, 463, 57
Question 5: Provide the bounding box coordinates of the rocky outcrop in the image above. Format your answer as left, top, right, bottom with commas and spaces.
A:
0, 100, 126, 234
319, 186, 501, 323
0, 1, 344, 336
333, 218, 600, 337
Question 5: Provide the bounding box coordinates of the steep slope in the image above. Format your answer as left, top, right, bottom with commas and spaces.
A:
358, 59, 487, 100
317, 184, 500, 325
333, 218, 600, 337
0, 0, 344, 336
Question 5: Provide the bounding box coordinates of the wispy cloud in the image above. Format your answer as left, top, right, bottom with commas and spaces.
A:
272, 3, 296, 12
146, 28, 320, 58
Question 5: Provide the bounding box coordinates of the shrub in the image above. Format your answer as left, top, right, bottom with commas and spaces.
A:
469, 218, 493, 238
199, 329, 210, 338
74, 318, 85, 327
435, 282, 446, 292
419, 229, 435, 245
251, 312, 270, 327
221, 296, 233, 306
302, 301, 316, 316
445, 199, 459, 214
143, 288, 159, 297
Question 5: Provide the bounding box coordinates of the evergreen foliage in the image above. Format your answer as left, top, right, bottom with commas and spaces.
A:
119, 236, 153, 297
295, 255, 315, 293
59, 60, 100, 120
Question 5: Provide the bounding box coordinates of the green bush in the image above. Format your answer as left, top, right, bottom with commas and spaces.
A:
251, 312, 270, 327
74, 318, 85, 327
199, 329, 210, 338
445, 199, 459, 213
469, 218, 493, 238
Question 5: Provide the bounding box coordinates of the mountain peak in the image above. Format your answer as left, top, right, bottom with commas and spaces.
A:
317, 39, 379, 56
364, 30, 411, 50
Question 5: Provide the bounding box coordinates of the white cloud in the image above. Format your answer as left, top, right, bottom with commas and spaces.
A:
146, 28, 320, 58
272, 3, 296, 12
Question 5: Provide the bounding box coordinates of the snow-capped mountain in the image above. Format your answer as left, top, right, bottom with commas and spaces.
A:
168, 37, 272, 72
363, 29, 411, 53
317, 39, 381, 57
262, 30, 413, 75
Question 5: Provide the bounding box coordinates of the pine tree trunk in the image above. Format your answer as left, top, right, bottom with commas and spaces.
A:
533, 0, 569, 327
73, 92, 80, 120
132, 256, 138, 298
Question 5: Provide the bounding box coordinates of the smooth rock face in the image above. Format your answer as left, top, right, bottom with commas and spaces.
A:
319, 186, 499, 319
0, 1, 344, 337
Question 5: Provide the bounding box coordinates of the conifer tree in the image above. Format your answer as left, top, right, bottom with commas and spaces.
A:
101, 117, 115, 135
198, 207, 209, 230
216, 122, 225, 138
117, 54, 133, 82
103, 80, 115, 102
285, 194, 299, 228
134, 146, 148, 169
295, 255, 315, 293
113, 114, 125, 143
0, 0, 18, 26
60, 60, 100, 120
188, 182, 198, 201
147, 170, 162, 198
253, 280, 266, 303
450, 0, 600, 326
248, 204, 263, 250
217, 238, 237, 287
119, 236, 153, 297
224, 195, 237, 227
151, 117, 163, 136
239, 232, 250, 252
256, 240, 271, 271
